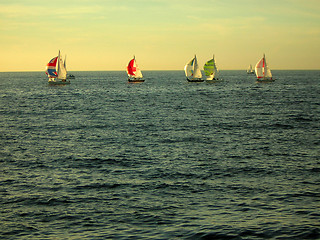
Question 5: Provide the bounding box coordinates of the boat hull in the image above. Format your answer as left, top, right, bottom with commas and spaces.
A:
187, 78, 204, 82
128, 78, 145, 83
256, 78, 275, 83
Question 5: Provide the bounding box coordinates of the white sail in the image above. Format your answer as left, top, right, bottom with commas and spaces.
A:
255, 54, 272, 80
184, 59, 194, 78
184, 55, 202, 80
264, 58, 272, 78
134, 58, 143, 79
255, 59, 263, 77
193, 55, 202, 79
57, 51, 67, 80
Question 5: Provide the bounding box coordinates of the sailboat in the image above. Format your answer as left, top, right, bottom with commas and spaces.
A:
184, 55, 203, 82
46, 50, 69, 85
247, 64, 255, 74
204, 55, 220, 81
255, 54, 274, 82
127, 56, 144, 82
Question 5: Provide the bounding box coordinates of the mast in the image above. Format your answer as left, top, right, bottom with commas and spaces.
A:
263, 53, 266, 77
57, 50, 61, 77
213, 54, 217, 74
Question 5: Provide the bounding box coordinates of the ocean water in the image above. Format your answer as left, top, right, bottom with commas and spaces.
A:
0, 70, 319, 239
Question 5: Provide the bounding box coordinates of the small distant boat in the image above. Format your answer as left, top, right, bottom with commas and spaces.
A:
67, 74, 75, 79
184, 55, 203, 82
255, 54, 274, 82
204, 55, 220, 81
127, 56, 144, 82
46, 50, 70, 85
247, 64, 255, 74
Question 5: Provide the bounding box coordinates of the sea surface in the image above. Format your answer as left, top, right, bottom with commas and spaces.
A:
0, 70, 319, 239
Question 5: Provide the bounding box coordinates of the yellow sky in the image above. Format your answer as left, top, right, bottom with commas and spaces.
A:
0, 0, 320, 71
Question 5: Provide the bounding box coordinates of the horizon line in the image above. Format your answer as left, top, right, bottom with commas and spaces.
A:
1, 69, 320, 73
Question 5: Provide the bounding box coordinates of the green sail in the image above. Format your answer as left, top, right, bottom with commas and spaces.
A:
204, 58, 216, 76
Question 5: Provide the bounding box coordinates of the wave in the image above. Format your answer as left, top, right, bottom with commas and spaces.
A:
187, 226, 320, 240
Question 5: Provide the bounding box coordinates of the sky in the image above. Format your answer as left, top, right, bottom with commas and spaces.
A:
0, 0, 320, 71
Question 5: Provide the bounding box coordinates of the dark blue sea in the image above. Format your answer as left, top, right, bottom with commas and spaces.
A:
1, 70, 319, 239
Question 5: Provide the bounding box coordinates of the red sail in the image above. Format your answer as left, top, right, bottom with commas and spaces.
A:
127, 59, 136, 76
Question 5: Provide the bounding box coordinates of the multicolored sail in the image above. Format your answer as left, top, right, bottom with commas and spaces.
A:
46, 57, 58, 78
